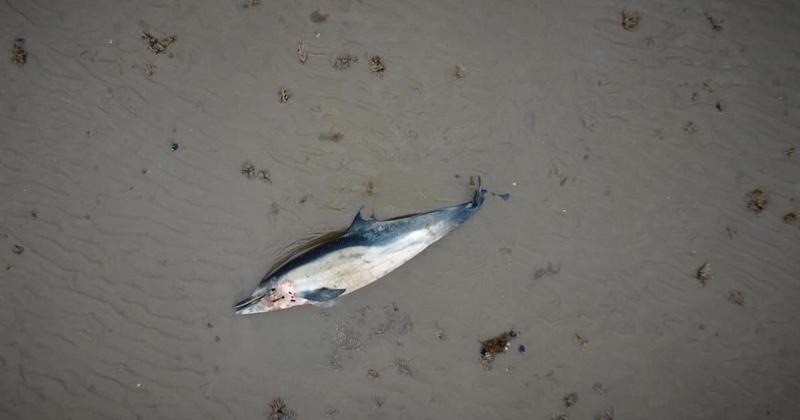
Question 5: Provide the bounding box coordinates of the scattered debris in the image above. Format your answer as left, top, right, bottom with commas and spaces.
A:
319, 131, 344, 143
453, 64, 465, 80
726, 226, 737, 239
783, 211, 798, 224
533, 262, 561, 280
269, 202, 280, 215
332, 53, 358, 70
715, 100, 725, 112
395, 358, 412, 376
480, 330, 517, 370
499, 247, 512, 255
141, 63, 157, 78
12, 244, 25, 255
267, 398, 296, 420
327, 352, 342, 370
468, 176, 476, 187
593, 382, 609, 395
728, 289, 745, 306
279, 87, 291, 103
243, 0, 261, 8
11, 38, 27, 66
256, 169, 271, 183
324, 407, 339, 417
296, 40, 307, 64
369, 309, 413, 337
240, 161, 256, 179
334, 323, 361, 351
372, 396, 385, 408
784, 146, 795, 157
367, 368, 380, 379
703, 79, 714, 93
596, 408, 615, 420
241, 161, 271, 183
170, 143, 179, 152
563, 392, 579, 408
310, 7, 329, 23
141, 32, 176, 55
369, 55, 385, 77
745, 188, 768, 213
695, 262, 712, 287
551, 414, 568, 420
366, 181, 375, 196
518, 344, 526, 353
690, 92, 699, 103
30, 210, 37, 220
621, 10, 640, 31
683, 121, 697, 134
705, 13, 724, 32
575, 333, 589, 347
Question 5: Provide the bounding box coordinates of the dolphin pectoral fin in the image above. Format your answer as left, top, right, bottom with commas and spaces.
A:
311, 298, 341, 308
300, 287, 346, 302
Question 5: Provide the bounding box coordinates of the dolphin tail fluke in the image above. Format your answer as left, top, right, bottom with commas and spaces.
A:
471, 176, 486, 208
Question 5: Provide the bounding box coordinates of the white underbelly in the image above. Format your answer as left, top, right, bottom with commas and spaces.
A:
280, 228, 443, 295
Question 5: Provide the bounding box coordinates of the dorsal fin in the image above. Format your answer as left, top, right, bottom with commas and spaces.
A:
347, 208, 374, 233
264, 229, 346, 277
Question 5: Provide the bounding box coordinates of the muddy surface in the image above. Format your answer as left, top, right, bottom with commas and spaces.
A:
1, 1, 799, 419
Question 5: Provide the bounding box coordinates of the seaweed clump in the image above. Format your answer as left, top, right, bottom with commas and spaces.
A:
480, 329, 517, 370
369, 55, 385, 77
141, 32, 176, 55
11, 38, 26, 66
745, 188, 768, 213
267, 398, 296, 420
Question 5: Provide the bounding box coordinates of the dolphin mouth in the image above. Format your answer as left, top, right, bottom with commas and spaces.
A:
233, 295, 271, 315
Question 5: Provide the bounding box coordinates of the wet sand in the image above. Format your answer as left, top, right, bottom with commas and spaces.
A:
1, 0, 799, 419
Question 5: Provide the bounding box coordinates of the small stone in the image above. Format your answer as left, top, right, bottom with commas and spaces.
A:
518, 344, 526, 353
279, 87, 290, 103
12, 244, 24, 255
170, 143, 179, 151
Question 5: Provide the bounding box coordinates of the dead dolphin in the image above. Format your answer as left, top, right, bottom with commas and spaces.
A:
234, 179, 489, 314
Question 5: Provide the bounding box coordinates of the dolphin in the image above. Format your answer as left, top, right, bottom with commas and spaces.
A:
234, 178, 489, 315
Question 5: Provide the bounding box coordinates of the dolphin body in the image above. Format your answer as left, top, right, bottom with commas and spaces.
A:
234, 180, 487, 315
